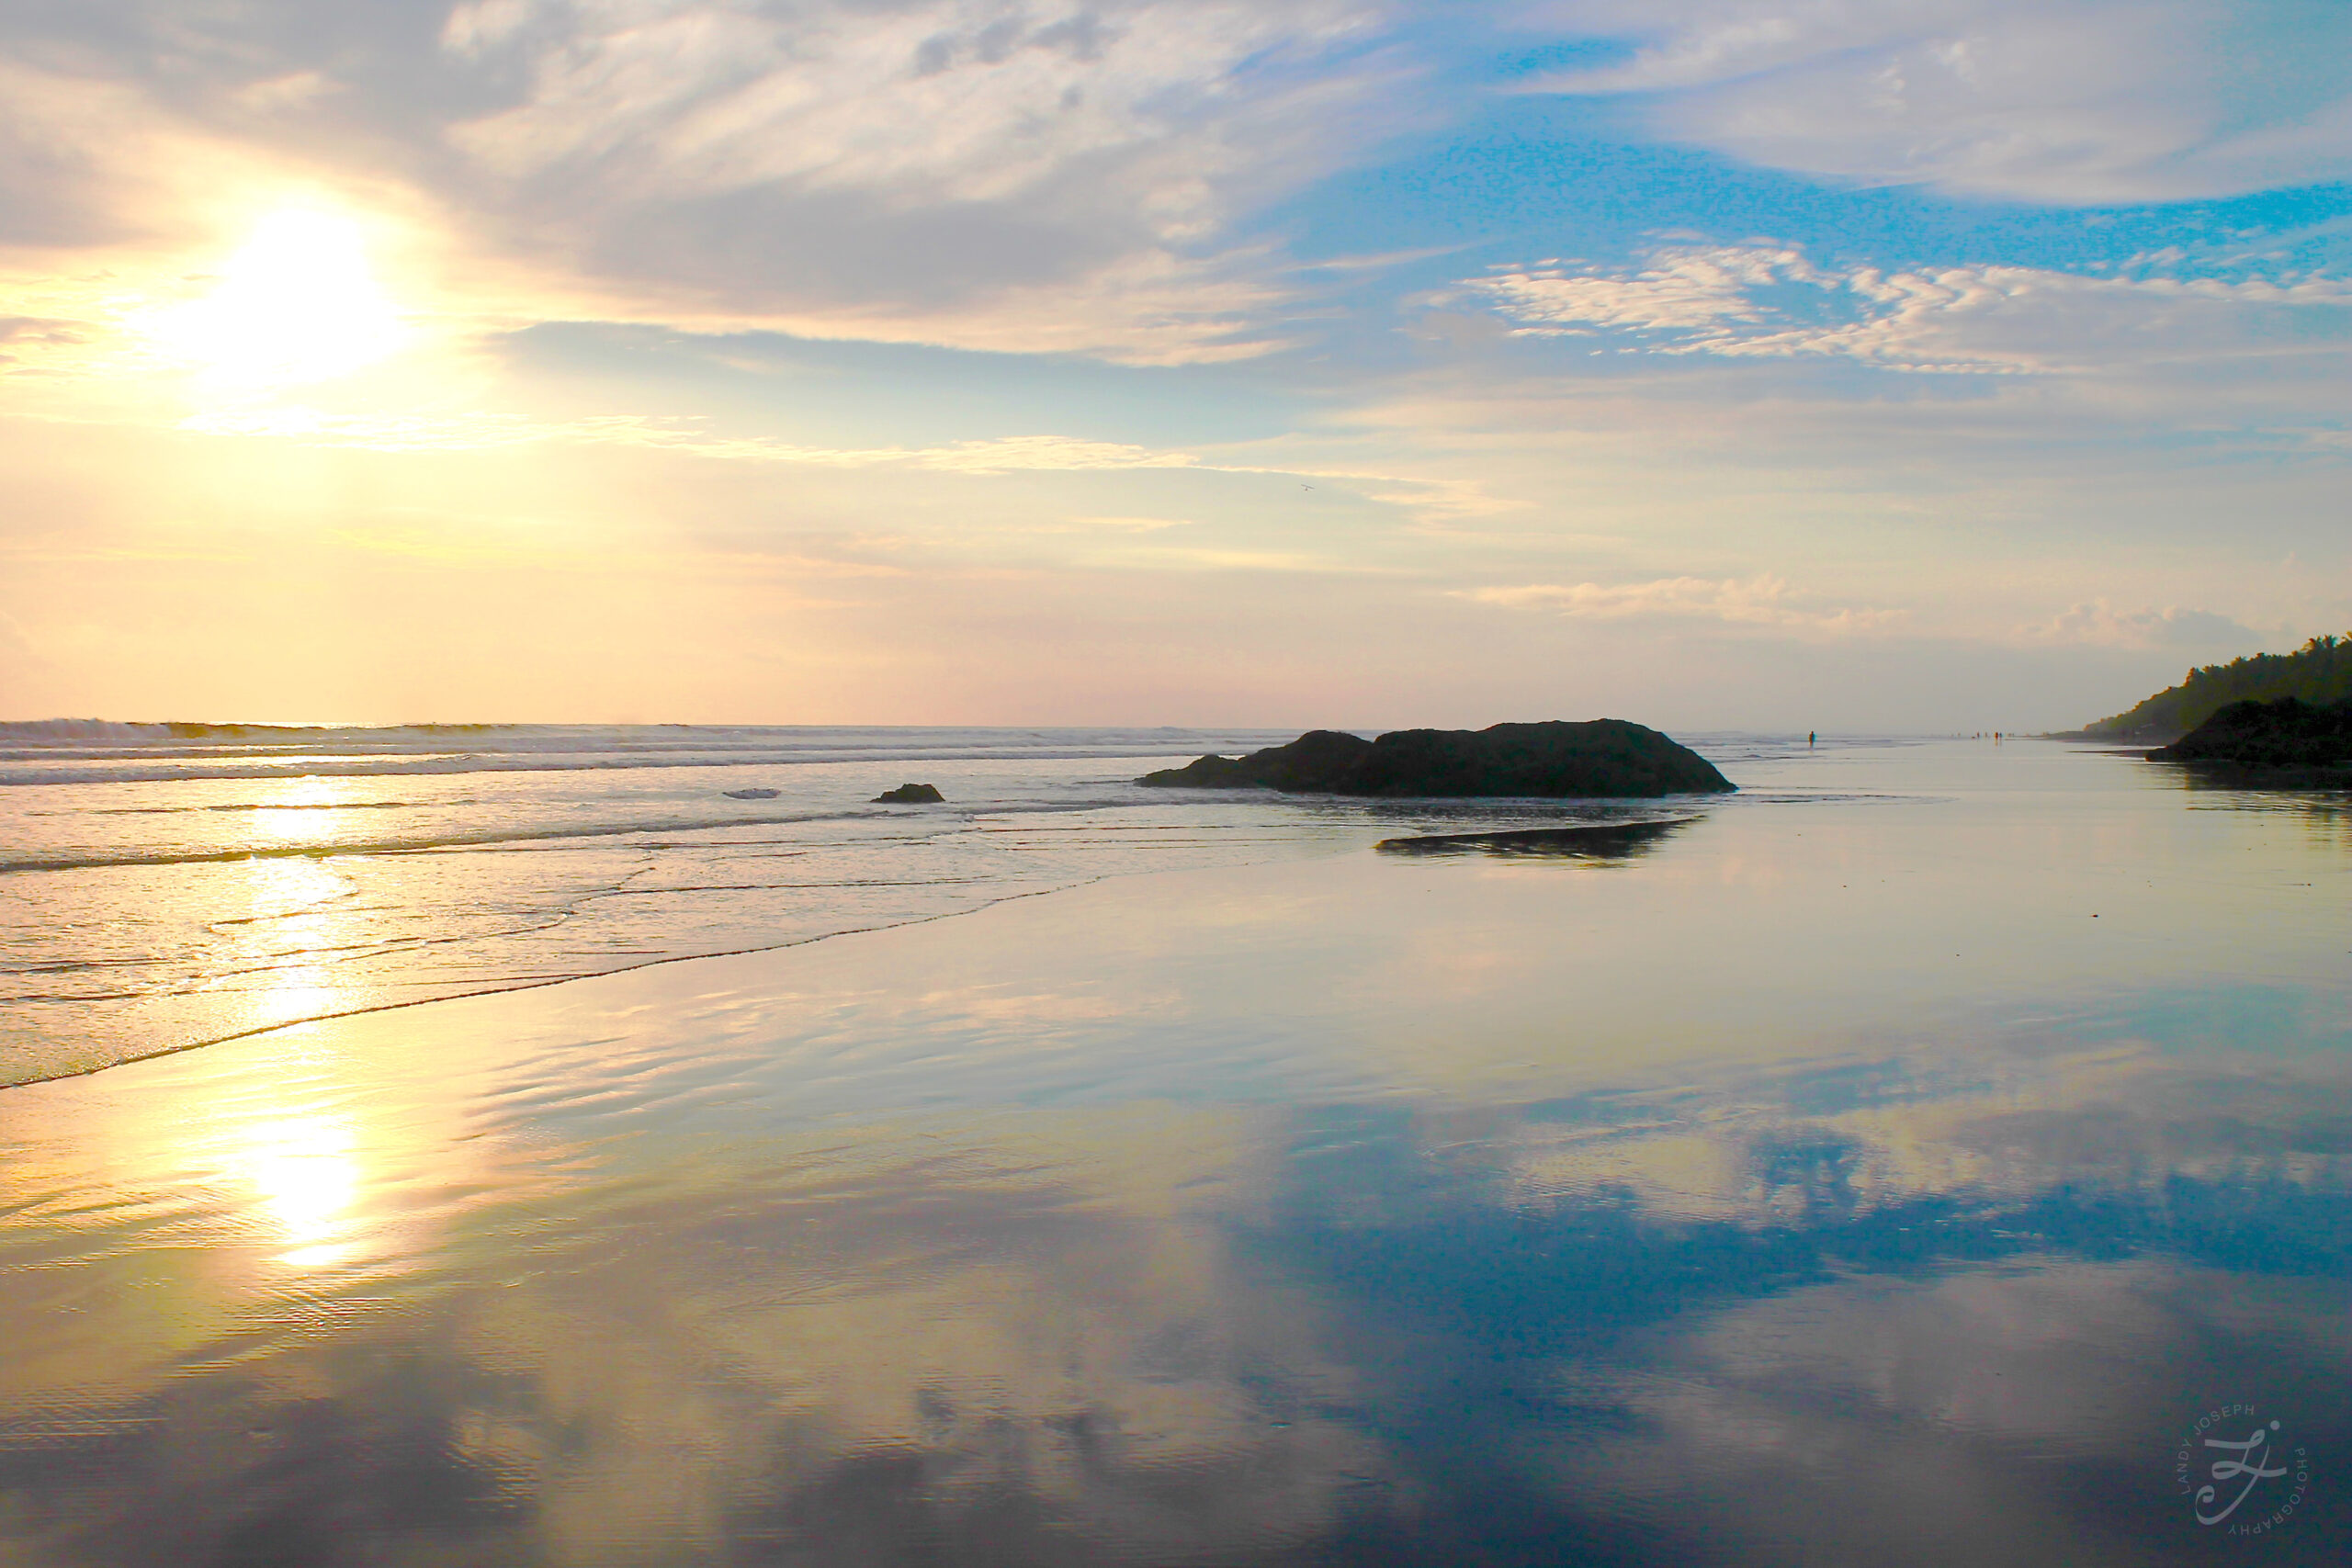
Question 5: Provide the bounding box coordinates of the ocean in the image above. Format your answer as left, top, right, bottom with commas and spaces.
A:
1, 722, 1774, 1085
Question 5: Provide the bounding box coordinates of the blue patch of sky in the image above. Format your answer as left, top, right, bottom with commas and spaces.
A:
1223, 74, 2352, 384
1483, 39, 1638, 81
1261, 93, 2352, 281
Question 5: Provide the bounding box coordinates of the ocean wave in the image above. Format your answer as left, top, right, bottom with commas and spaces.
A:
0, 724, 1300, 786
0, 807, 937, 874
0, 792, 1208, 874
0, 750, 1249, 787
75, 800, 440, 815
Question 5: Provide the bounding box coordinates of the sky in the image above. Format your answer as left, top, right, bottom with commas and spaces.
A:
1, 0, 2347, 730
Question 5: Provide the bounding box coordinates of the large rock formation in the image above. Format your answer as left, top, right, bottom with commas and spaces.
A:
1138, 721, 1734, 798
872, 783, 946, 804
2152, 697, 2352, 775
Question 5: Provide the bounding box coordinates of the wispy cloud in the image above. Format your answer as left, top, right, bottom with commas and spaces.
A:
433, 0, 1412, 359
0, 0, 1419, 363
2018, 600, 2265, 650
1460, 574, 1896, 632
177, 406, 1207, 472
1518, 0, 2352, 202
1459, 243, 2352, 374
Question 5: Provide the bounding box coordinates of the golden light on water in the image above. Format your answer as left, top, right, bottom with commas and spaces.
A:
236, 850, 354, 1033
142, 208, 409, 391
235, 1111, 362, 1268
221, 859, 365, 1267
250, 776, 349, 844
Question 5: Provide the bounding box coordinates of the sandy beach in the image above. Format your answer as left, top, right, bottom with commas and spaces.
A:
2, 739, 2346, 1564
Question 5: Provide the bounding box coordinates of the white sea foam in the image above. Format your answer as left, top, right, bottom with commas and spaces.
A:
0, 723, 1302, 785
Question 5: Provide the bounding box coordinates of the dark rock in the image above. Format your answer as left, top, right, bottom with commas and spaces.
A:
722, 787, 780, 800
1138, 721, 1734, 798
1140, 753, 1261, 788
873, 783, 945, 804
1142, 729, 1374, 792
2152, 697, 2352, 775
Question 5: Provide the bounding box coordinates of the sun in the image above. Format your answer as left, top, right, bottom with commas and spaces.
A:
145, 207, 410, 390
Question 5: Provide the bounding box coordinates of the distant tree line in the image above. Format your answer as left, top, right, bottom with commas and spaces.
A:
2069, 634, 2352, 741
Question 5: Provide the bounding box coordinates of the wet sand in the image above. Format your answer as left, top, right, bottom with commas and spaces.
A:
2, 741, 2347, 1565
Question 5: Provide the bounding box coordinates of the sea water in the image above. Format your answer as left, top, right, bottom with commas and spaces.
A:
0, 723, 1770, 1084
0, 735, 2345, 1564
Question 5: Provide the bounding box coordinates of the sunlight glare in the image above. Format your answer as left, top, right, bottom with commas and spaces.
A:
251, 775, 349, 846
146, 208, 409, 390
238, 1114, 361, 1268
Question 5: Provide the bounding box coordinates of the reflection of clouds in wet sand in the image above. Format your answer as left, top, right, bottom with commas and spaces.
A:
3, 1045, 2349, 1563
1551, 1259, 2352, 1564
0, 1081, 1391, 1566
1498, 1040, 2352, 1227
483, 1114, 1383, 1562
1246, 1122, 2352, 1562
2, 772, 2349, 1564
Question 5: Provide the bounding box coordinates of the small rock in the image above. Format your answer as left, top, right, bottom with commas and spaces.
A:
873, 783, 944, 804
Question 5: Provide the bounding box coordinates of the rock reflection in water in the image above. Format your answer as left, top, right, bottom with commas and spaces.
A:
1375, 818, 1694, 861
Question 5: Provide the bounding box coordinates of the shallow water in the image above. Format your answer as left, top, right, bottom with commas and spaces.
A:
0, 739, 2346, 1564
6, 722, 1745, 1085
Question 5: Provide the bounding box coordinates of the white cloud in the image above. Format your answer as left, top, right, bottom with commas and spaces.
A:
1460, 243, 2352, 374
1518, 0, 2352, 202
176, 405, 1207, 471
426, 0, 1408, 357
1461, 574, 1895, 632
2020, 600, 2264, 650
0, 1, 1413, 363
443, 0, 1371, 211
1466, 245, 1812, 333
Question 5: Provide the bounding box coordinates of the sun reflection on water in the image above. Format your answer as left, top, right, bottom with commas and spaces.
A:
234, 1112, 361, 1268
232, 849, 357, 1034
250, 776, 349, 845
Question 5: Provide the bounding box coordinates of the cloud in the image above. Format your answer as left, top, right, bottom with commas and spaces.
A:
0, 317, 82, 345
436, 0, 1407, 357
1458, 243, 2352, 374
2021, 600, 2265, 650
1517, 0, 2352, 202
440, 0, 1372, 212
176, 404, 1209, 471
1038, 515, 1193, 532
1461, 574, 1895, 632
0, 0, 1413, 363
